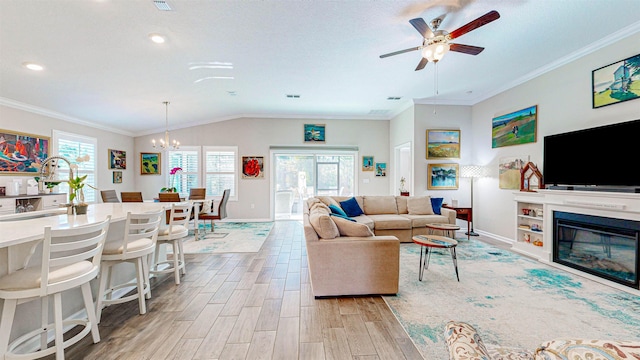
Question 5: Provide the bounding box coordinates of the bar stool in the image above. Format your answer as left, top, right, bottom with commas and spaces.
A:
151, 202, 192, 285
95, 209, 163, 323
0, 218, 111, 360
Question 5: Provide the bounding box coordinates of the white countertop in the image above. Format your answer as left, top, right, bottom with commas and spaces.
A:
0, 202, 169, 248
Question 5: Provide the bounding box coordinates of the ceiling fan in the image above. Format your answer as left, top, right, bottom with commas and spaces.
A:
380, 10, 500, 71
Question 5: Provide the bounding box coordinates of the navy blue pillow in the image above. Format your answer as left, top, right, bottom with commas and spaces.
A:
340, 197, 364, 217
329, 213, 356, 222
328, 204, 348, 218
431, 197, 444, 215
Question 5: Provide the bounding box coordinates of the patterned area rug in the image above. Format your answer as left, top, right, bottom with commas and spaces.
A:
181, 222, 273, 253
383, 239, 640, 359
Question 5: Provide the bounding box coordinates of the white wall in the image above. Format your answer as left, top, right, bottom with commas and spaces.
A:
135, 117, 391, 219
0, 105, 136, 196
471, 32, 640, 241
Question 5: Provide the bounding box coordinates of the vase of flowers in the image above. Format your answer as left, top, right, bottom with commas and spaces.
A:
161, 167, 182, 193
68, 154, 92, 214
399, 177, 409, 196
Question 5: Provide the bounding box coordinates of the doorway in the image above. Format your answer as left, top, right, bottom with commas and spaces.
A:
394, 142, 412, 195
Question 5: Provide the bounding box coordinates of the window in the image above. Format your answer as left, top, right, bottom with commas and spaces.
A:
204, 146, 237, 200
53, 130, 97, 203
167, 147, 200, 196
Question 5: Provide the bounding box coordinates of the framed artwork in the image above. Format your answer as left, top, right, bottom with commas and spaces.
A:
362, 156, 374, 171
113, 171, 123, 184
242, 156, 264, 179
426, 129, 460, 159
140, 152, 161, 175
499, 156, 526, 189
427, 163, 459, 190
375, 162, 387, 176
0, 129, 50, 175
592, 53, 640, 108
109, 149, 126, 169
304, 124, 325, 142
491, 105, 537, 148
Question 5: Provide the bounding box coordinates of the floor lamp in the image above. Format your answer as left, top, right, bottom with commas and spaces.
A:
460, 165, 486, 236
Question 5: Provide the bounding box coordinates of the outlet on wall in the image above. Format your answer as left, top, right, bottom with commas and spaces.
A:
251, 203, 255, 209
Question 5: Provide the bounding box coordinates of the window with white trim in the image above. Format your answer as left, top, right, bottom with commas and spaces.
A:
53, 130, 97, 203
167, 147, 200, 196
204, 146, 237, 200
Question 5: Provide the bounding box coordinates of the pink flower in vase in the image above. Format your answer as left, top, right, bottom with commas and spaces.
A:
168, 167, 182, 192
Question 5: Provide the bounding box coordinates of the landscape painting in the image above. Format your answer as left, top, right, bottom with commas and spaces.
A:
426, 130, 460, 158
140, 152, 161, 175
592, 53, 640, 108
427, 163, 459, 190
492, 105, 537, 148
0, 129, 50, 174
499, 156, 526, 189
375, 162, 386, 176
362, 156, 374, 171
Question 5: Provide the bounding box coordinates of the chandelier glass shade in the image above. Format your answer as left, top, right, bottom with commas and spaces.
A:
152, 101, 180, 150
422, 42, 450, 62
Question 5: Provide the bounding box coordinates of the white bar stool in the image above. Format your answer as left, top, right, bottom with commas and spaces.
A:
0, 218, 111, 360
95, 209, 162, 323
151, 202, 192, 285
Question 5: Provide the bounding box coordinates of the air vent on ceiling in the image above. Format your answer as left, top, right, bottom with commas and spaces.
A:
286, 94, 301, 99
153, 0, 172, 11
387, 96, 402, 101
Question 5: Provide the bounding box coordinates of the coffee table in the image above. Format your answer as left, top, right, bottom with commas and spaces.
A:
425, 223, 460, 238
412, 235, 459, 282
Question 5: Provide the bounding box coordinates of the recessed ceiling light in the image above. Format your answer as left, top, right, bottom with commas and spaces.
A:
23, 62, 44, 71
149, 33, 165, 44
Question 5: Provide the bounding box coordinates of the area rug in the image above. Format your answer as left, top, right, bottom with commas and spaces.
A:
383, 239, 640, 359
180, 222, 273, 254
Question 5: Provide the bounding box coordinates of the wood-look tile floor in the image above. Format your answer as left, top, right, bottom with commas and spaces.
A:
48, 221, 424, 360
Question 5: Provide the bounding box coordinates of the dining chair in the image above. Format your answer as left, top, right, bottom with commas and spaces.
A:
100, 189, 120, 203
151, 202, 192, 285
158, 192, 181, 202
0, 218, 111, 360
96, 209, 163, 323
198, 189, 230, 232
188, 188, 206, 200
121, 192, 143, 203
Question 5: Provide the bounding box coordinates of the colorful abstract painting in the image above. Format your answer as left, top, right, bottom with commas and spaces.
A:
0, 129, 50, 174
109, 149, 126, 169
242, 156, 264, 179
140, 152, 161, 175
304, 124, 325, 142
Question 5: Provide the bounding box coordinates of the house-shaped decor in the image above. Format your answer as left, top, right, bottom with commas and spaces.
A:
520, 161, 545, 192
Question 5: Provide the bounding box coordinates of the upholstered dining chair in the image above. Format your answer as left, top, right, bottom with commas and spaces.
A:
198, 189, 230, 232
151, 202, 192, 285
158, 192, 181, 202
0, 218, 111, 360
121, 192, 143, 203
96, 209, 162, 323
100, 189, 120, 203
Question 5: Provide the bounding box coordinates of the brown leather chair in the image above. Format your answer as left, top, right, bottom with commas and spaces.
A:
100, 189, 120, 203
158, 192, 181, 202
189, 188, 206, 200
121, 192, 143, 202
199, 189, 229, 232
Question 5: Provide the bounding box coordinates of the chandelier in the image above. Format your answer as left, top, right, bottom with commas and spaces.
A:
152, 101, 180, 150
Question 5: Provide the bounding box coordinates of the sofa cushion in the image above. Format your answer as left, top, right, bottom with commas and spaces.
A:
396, 196, 408, 214
352, 215, 375, 230
363, 196, 398, 215
332, 216, 375, 237
431, 197, 444, 215
366, 214, 412, 230
329, 204, 348, 218
309, 204, 339, 239
330, 213, 355, 222
401, 214, 449, 228
340, 197, 364, 217
317, 196, 341, 208
407, 196, 434, 215
534, 339, 640, 360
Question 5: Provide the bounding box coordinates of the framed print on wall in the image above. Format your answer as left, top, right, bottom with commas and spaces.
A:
140, 152, 161, 175
592, 53, 640, 109
375, 163, 386, 176
109, 149, 126, 169
0, 129, 49, 175
304, 124, 325, 142
113, 171, 123, 184
491, 105, 537, 148
362, 156, 374, 171
427, 163, 459, 190
242, 156, 264, 179
426, 129, 460, 159
499, 156, 526, 189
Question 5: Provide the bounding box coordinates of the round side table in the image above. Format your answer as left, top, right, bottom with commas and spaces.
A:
425, 223, 461, 239
412, 235, 459, 282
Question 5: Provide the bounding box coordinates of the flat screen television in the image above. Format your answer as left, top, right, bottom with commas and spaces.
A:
543, 119, 640, 189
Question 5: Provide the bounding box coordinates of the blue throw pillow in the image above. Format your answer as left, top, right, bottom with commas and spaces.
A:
431, 197, 444, 215
340, 197, 364, 217
329, 213, 356, 222
328, 204, 348, 218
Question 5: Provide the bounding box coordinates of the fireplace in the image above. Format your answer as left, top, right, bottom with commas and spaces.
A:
553, 211, 639, 289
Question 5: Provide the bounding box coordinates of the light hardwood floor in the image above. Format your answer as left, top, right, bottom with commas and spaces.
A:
47, 220, 424, 360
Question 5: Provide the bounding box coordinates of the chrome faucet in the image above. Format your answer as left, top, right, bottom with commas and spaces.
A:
39, 155, 73, 193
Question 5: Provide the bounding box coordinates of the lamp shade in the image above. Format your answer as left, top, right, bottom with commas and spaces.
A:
460, 165, 486, 178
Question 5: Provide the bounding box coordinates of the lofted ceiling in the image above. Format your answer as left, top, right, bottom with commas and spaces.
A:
1, 0, 639, 136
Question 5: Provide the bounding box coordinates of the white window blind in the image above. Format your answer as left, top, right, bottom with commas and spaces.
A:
204, 146, 237, 200
167, 147, 199, 196
53, 131, 97, 203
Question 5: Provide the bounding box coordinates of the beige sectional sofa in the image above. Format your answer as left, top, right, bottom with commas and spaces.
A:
303, 195, 457, 297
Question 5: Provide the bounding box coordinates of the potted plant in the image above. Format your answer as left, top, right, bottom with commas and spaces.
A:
399, 177, 409, 196
161, 167, 182, 193
68, 174, 89, 214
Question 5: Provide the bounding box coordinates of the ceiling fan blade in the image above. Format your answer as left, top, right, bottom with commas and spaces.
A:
409, 18, 434, 39
448, 10, 500, 40
415, 57, 429, 71
449, 43, 485, 55
379, 46, 420, 58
